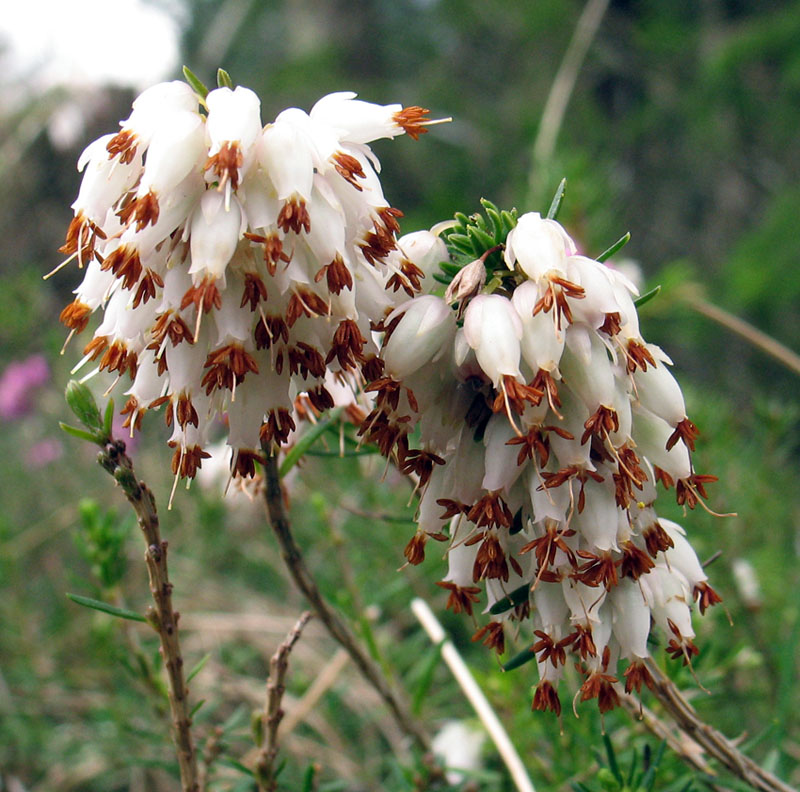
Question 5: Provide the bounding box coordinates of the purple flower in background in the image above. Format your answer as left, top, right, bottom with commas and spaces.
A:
0, 355, 50, 420
25, 438, 64, 469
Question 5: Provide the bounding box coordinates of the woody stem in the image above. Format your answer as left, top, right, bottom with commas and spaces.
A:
97, 439, 199, 791
260, 449, 431, 752
644, 660, 797, 792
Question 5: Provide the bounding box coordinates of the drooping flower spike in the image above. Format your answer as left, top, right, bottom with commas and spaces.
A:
364, 198, 725, 717
55, 72, 444, 492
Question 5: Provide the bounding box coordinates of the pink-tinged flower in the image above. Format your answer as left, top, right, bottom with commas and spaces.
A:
0, 355, 50, 420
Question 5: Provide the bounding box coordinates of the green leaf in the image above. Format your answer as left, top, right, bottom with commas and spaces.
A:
65, 380, 104, 433
547, 178, 567, 220
489, 582, 530, 615
59, 422, 102, 444
597, 232, 631, 263
182, 66, 209, 99
603, 733, 623, 784
438, 261, 463, 276
500, 209, 517, 233
216, 758, 255, 777
411, 639, 444, 714
190, 699, 206, 719
302, 763, 318, 792
102, 398, 115, 440
66, 593, 147, 623
502, 645, 537, 672
279, 407, 344, 476
186, 652, 211, 684
634, 285, 661, 308
216, 68, 234, 89
467, 224, 497, 256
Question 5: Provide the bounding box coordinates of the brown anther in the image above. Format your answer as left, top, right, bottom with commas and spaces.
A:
176, 393, 199, 429
83, 335, 109, 361
467, 491, 513, 529
361, 354, 384, 382
232, 449, 265, 479
653, 465, 675, 490
565, 624, 597, 659
288, 342, 326, 380
333, 151, 366, 190
254, 314, 289, 350
472, 622, 505, 655
148, 311, 194, 350
205, 141, 243, 190
201, 343, 259, 395
436, 498, 471, 520
666, 417, 700, 452
277, 197, 311, 234
240, 272, 268, 311
579, 670, 621, 713
533, 276, 585, 330
694, 581, 723, 615
101, 244, 143, 291
665, 620, 700, 665
400, 449, 445, 488
599, 311, 622, 336
519, 522, 576, 572
59, 300, 92, 333
285, 287, 329, 327
315, 255, 353, 295
625, 339, 656, 373
507, 426, 551, 467
532, 630, 569, 667
492, 374, 544, 415
120, 396, 144, 433
472, 532, 509, 582
623, 660, 656, 694
532, 680, 562, 716
581, 405, 619, 445
244, 231, 291, 275
132, 189, 160, 231
403, 532, 427, 565
326, 319, 366, 370
573, 550, 619, 590
619, 540, 655, 580
676, 473, 718, 509
59, 213, 105, 257
435, 580, 482, 617
643, 521, 674, 557
392, 106, 431, 140
99, 340, 137, 379
106, 129, 138, 164
180, 276, 222, 314
132, 268, 164, 308
531, 368, 562, 409
259, 408, 296, 447
168, 442, 211, 479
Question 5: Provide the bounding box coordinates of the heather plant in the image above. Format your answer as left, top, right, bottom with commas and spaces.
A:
23, 60, 800, 792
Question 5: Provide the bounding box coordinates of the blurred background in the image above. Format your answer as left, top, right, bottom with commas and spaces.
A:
1, 1, 799, 790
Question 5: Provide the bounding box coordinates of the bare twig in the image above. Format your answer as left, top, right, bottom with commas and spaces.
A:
256, 610, 313, 791
617, 687, 728, 790
685, 294, 800, 377
645, 660, 797, 792
529, 0, 610, 198
411, 598, 537, 792
260, 450, 431, 752
97, 439, 198, 791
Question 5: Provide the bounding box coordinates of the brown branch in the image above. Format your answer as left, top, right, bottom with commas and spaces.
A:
255, 610, 313, 791
98, 439, 199, 791
644, 660, 797, 792
260, 449, 431, 752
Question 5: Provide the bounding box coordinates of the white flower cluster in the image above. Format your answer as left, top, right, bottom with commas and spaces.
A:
57, 78, 435, 481
364, 211, 722, 716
